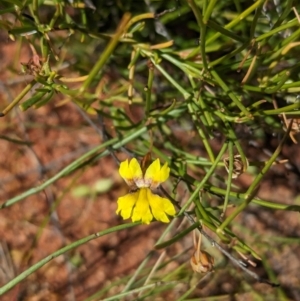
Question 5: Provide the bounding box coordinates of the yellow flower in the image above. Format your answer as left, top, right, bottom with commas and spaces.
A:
116, 158, 176, 224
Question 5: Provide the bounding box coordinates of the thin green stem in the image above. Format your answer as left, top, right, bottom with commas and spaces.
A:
207, 20, 246, 43
0, 126, 147, 209
0, 223, 137, 295
203, 0, 217, 24
223, 141, 233, 215
152, 59, 191, 99
256, 19, 298, 42
145, 64, 154, 118
80, 13, 131, 92
155, 221, 200, 250
206, 0, 265, 45
218, 122, 292, 231
210, 69, 251, 118
187, 100, 215, 162
186, 0, 209, 72
179, 142, 227, 215
0, 81, 36, 116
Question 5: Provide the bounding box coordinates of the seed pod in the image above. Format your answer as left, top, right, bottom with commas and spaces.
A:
190, 231, 214, 273
223, 154, 249, 179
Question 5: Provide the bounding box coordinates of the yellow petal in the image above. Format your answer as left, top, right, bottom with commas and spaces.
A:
147, 189, 176, 223
144, 159, 170, 188
161, 195, 176, 216
144, 159, 160, 181
116, 192, 138, 220
119, 158, 143, 188
129, 158, 143, 178
160, 162, 170, 183
129, 158, 144, 188
119, 160, 134, 187
132, 188, 153, 224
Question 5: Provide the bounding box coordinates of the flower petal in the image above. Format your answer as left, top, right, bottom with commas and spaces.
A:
147, 189, 176, 223
159, 162, 170, 183
129, 158, 143, 178
119, 158, 143, 189
132, 188, 153, 224
129, 158, 145, 188
144, 159, 160, 182
119, 159, 134, 187
144, 159, 170, 188
116, 191, 138, 220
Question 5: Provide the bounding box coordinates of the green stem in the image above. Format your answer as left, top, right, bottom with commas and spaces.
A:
256, 19, 298, 42
197, 94, 214, 128
187, 100, 215, 162
218, 122, 292, 231
206, 0, 265, 45
0, 223, 137, 295
30, 0, 40, 24
145, 64, 154, 118
203, 0, 217, 23
186, 0, 209, 72
155, 221, 200, 249
210, 69, 251, 118
207, 19, 246, 43
152, 60, 190, 99
80, 13, 131, 92
208, 186, 300, 211
223, 141, 233, 214
0, 126, 147, 209
0, 81, 36, 116
179, 142, 227, 215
